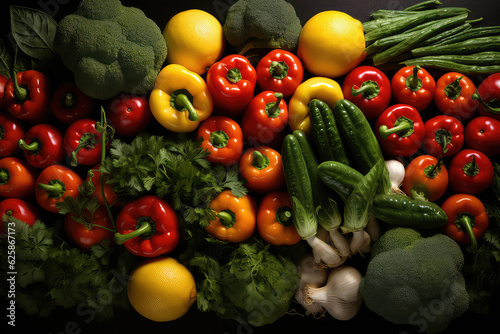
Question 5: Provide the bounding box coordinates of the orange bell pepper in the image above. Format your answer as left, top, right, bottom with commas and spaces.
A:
238, 146, 285, 194
206, 190, 256, 243
257, 191, 301, 246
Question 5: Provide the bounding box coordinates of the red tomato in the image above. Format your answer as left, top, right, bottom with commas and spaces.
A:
448, 149, 494, 195
107, 94, 152, 137
64, 205, 115, 251
0, 198, 41, 233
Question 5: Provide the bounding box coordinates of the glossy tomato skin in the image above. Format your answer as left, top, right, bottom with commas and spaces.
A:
401, 155, 449, 202
0, 198, 41, 233
64, 205, 114, 251
107, 94, 152, 137
0, 112, 25, 158
448, 149, 494, 195
434, 72, 478, 121
51, 82, 94, 124
0, 157, 38, 200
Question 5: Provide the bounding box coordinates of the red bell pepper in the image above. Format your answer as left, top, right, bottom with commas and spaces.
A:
0, 112, 25, 158
206, 54, 257, 118
197, 116, 243, 166
0, 157, 38, 200
114, 195, 179, 257
3, 70, 51, 123
0, 74, 8, 109
434, 72, 478, 121
0, 198, 41, 234
18, 124, 65, 168
342, 65, 391, 120
448, 149, 494, 195
256, 49, 304, 98
65, 205, 115, 251
375, 104, 425, 157
64, 118, 109, 167
240, 91, 288, 148
238, 146, 285, 194
391, 65, 436, 112
51, 82, 94, 124
441, 193, 489, 253
401, 155, 448, 202
423, 115, 464, 158
256, 191, 301, 246
107, 93, 152, 137
464, 116, 500, 157
473, 72, 500, 120
35, 164, 83, 213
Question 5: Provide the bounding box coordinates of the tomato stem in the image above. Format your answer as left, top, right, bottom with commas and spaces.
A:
472, 91, 500, 114
379, 116, 414, 139
444, 76, 463, 100
0, 168, 9, 185
18, 138, 41, 154
406, 65, 423, 92
455, 213, 477, 253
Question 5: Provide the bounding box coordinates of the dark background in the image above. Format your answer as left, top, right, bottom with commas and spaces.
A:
2, 0, 499, 333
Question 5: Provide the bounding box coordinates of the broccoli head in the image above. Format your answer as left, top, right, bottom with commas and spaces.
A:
223, 0, 302, 53
360, 227, 470, 334
54, 0, 167, 100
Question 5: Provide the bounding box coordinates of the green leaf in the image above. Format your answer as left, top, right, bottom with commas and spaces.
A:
10, 6, 58, 60
17, 262, 45, 288
342, 160, 384, 233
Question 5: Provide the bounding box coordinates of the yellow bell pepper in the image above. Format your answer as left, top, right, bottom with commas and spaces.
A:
149, 64, 213, 133
288, 77, 344, 134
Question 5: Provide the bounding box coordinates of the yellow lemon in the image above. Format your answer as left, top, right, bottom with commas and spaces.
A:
297, 11, 366, 78
163, 9, 225, 75
127, 257, 197, 322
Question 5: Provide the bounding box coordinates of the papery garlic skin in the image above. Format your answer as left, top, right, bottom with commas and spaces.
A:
385, 159, 405, 194
304, 265, 363, 321
295, 254, 328, 316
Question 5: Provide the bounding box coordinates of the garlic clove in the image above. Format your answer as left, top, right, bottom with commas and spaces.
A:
385, 159, 406, 194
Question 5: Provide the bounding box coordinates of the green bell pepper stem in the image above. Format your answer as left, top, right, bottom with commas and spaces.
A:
445, 76, 463, 100
209, 130, 229, 148
472, 92, 500, 114
37, 182, 65, 198
269, 61, 289, 79
266, 92, 283, 118
457, 215, 478, 253
0, 169, 9, 184
217, 210, 236, 229
175, 93, 199, 121
379, 120, 412, 139
18, 138, 40, 153
226, 68, 242, 83
114, 220, 153, 245
252, 151, 270, 170
406, 65, 423, 91
351, 81, 380, 99
277, 207, 293, 226
10, 67, 28, 102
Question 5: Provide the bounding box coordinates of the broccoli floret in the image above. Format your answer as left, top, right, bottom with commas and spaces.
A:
54, 0, 167, 100
360, 227, 470, 334
223, 0, 302, 53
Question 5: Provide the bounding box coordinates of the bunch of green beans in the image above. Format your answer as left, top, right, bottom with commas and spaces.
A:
363, 0, 500, 75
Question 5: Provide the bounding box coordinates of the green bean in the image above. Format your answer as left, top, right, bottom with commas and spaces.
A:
373, 13, 469, 65
434, 26, 500, 45
364, 7, 470, 42
370, 10, 421, 20
411, 36, 500, 57
404, 52, 500, 65
416, 22, 471, 47
402, 58, 500, 75
404, 0, 442, 11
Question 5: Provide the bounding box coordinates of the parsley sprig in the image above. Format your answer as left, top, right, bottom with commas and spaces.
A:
100, 133, 248, 228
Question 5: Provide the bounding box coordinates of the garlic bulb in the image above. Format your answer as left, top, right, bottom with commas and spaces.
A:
295, 254, 328, 317
385, 159, 405, 194
307, 235, 345, 268
303, 265, 363, 321
365, 213, 381, 243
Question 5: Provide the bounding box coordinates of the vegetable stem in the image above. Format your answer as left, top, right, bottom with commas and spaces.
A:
456, 214, 477, 253
252, 150, 270, 170
18, 138, 40, 153
226, 67, 242, 83
114, 219, 154, 245
265, 92, 283, 118
175, 93, 199, 121
269, 61, 289, 79
350, 80, 380, 99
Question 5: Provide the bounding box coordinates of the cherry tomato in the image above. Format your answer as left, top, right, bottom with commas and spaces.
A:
64, 205, 115, 250
107, 94, 152, 137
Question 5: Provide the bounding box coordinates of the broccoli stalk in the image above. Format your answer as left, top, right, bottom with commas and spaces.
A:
223, 0, 302, 55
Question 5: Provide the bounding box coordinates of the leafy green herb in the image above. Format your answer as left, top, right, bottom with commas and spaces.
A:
180, 238, 301, 327
101, 133, 247, 228
0, 217, 139, 319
